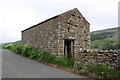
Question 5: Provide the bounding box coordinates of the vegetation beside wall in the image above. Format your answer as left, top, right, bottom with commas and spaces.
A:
76, 63, 119, 78
5, 43, 119, 79
5, 43, 75, 68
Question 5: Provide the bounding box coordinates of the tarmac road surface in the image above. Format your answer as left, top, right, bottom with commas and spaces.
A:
2, 49, 87, 78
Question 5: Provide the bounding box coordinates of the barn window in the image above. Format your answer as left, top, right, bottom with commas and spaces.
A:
67, 28, 70, 32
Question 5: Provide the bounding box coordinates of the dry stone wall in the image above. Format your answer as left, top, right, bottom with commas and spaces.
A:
74, 50, 120, 69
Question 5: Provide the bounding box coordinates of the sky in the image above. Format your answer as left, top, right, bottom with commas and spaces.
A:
0, 0, 119, 43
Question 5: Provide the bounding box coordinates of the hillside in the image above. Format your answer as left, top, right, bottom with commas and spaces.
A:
91, 27, 119, 41
91, 27, 119, 50
0, 41, 21, 49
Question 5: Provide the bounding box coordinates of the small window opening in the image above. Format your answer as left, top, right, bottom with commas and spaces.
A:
67, 28, 70, 32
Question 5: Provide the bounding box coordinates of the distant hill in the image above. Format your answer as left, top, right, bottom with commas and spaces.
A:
91, 27, 119, 41
0, 40, 21, 49
91, 27, 119, 50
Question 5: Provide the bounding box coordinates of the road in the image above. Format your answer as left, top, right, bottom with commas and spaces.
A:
2, 49, 86, 78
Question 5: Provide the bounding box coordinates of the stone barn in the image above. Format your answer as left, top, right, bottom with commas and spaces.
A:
22, 8, 90, 59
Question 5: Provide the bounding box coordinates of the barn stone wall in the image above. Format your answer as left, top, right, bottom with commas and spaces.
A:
57, 8, 90, 57
22, 16, 60, 56
22, 8, 90, 58
74, 50, 120, 69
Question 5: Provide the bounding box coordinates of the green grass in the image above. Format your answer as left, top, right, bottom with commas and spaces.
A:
38, 50, 56, 63
5, 43, 74, 67
52, 55, 75, 67
78, 63, 119, 78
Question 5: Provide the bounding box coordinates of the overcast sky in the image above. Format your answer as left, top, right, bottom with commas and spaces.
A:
0, 0, 119, 43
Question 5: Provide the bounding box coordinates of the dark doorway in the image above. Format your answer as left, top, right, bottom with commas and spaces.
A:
64, 39, 74, 59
